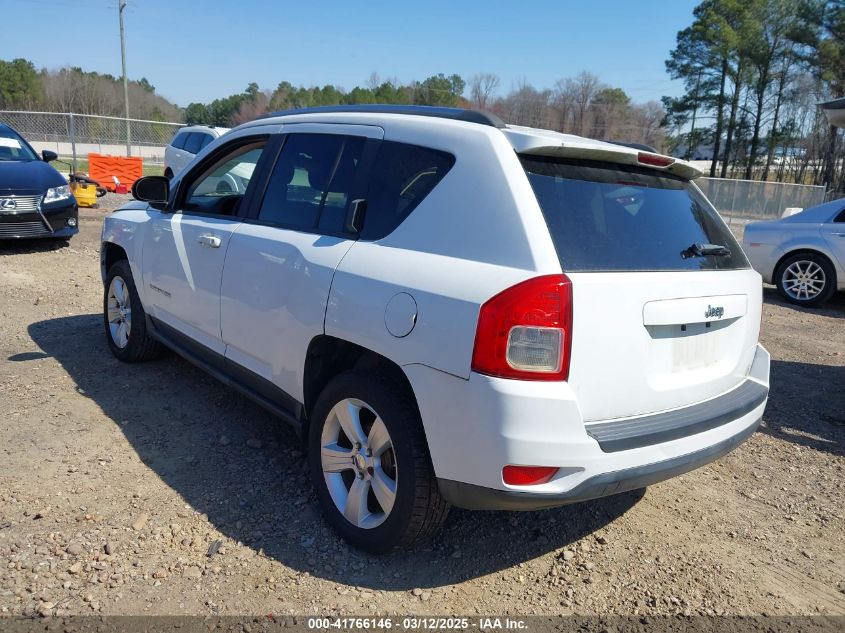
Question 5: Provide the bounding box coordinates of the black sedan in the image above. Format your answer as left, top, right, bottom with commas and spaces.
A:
0, 123, 78, 240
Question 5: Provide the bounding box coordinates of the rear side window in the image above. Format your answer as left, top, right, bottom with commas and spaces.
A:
834, 207, 845, 223
257, 133, 364, 232
183, 133, 204, 154
360, 141, 455, 240
521, 157, 748, 272
170, 131, 188, 149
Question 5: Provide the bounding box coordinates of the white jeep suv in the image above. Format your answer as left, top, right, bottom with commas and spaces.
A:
101, 105, 770, 553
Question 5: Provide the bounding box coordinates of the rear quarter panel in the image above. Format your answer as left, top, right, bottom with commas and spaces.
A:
326, 121, 561, 379
742, 222, 836, 284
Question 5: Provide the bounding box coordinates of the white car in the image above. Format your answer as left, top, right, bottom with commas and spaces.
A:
743, 199, 845, 306
100, 105, 770, 552
163, 125, 229, 178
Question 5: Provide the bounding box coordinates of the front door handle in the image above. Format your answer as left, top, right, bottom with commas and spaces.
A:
831, 232, 845, 237
197, 234, 222, 248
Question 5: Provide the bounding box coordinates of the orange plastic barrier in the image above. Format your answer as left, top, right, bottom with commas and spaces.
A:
87, 153, 143, 193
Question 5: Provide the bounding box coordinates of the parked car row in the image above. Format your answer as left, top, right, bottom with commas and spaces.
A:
4, 103, 839, 552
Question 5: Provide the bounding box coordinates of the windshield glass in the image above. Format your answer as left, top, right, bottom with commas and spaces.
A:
0, 128, 38, 161
521, 157, 748, 272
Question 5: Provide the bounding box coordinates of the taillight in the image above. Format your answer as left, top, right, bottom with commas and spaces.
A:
503, 465, 558, 486
471, 274, 572, 381
637, 151, 675, 168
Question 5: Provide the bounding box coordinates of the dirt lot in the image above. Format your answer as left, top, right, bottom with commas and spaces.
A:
0, 201, 843, 618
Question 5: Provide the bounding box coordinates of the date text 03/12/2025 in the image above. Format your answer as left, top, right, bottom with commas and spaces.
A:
306, 617, 528, 630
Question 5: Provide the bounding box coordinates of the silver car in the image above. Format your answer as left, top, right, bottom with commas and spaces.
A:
743, 199, 845, 306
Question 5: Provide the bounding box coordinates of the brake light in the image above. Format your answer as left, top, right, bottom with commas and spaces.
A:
471, 274, 572, 381
503, 465, 558, 486
637, 151, 675, 168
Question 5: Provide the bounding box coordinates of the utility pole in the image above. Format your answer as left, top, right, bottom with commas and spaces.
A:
119, 0, 131, 156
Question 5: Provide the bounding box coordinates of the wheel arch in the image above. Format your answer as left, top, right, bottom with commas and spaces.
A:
101, 241, 129, 282
302, 335, 423, 439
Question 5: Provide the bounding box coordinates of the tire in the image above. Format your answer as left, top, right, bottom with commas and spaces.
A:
308, 371, 449, 553
103, 259, 162, 362
775, 252, 836, 307
164, 167, 173, 180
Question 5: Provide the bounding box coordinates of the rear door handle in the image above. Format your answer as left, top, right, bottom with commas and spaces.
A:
197, 234, 222, 248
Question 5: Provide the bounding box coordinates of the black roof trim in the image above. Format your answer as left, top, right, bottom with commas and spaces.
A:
820, 97, 845, 110
258, 104, 506, 128
601, 139, 659, 153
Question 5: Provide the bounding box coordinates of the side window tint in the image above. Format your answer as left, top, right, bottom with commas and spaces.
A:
199, 134, 215, 150
835, 207, 845, 223
360, 141, 455, 240
181, 139, 265, 216
170, 132, 188, 149
317, 137, 365, 233
258, 134, 363, 232
183, 133, 203, 154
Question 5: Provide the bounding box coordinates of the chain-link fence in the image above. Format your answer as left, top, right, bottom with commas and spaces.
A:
0, 110, 184, 167
0, 110, 833, 215
697, 177, 827, 224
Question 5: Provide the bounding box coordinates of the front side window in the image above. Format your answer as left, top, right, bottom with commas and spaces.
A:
360, 141, 454, 240
181, 139, 265, 216
199, 134, 215, 150
522, 157, 748, 272
258, 133, 364, 232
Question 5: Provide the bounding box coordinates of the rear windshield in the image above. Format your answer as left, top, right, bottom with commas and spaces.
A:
522, 157, 748, 272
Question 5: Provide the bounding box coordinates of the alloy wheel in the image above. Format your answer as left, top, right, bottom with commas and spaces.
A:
106, 275, 132, 349
320, 398, 397, 529
782, 260, 826, 302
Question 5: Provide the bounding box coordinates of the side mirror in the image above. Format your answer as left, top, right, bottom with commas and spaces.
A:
41, 150, 58, 162
132, 175, 170, 209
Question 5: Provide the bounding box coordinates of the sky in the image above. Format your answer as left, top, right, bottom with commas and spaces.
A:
3, 0, 699, 109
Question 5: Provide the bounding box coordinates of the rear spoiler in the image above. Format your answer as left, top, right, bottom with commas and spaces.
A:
504, 132, 703, 180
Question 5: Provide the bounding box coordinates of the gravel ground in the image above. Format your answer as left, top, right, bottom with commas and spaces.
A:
0, 201, 843, 618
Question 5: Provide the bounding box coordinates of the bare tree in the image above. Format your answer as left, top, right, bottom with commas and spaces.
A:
469, 72, 500, 110
629, 101, 667, 150
571, 72, 603, 136
552, 72, 603, 135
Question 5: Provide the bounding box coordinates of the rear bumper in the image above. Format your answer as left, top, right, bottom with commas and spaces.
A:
438, 418, 759, 510
407, 344, 770, 511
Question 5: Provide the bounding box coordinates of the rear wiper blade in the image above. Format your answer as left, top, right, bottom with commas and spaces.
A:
681, 243, 731, 259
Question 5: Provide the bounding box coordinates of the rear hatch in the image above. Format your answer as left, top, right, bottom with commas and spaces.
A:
521, 155, 761, 422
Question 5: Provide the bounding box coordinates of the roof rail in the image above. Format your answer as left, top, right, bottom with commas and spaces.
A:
259, 104, 506, 128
